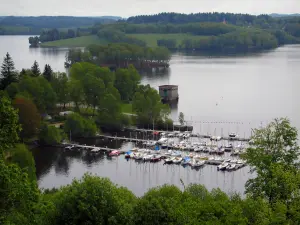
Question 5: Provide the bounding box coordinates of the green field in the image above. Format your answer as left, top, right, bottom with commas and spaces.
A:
40, 33, 210, 48
129, 33, 210, 47
40, 35, 109, 47
0, 25, 31, 33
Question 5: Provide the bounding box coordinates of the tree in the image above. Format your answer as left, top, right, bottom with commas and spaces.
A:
114, 65, 140, 102
42, 64, 53, 82
16, 76, 57, 112
39, 123, 63, 146
51, 72, 69, 109
28, 36, 39, 47
13, 97, 41, 139
42, 174, 136, 225
19, 68, 34, 79
242, 118, 300, 204
0, 52, 18, 90
132, 84, 171, 127
0, 96, 38, 224
132, 185, 183, 225
64, 113, 97, 138
179, 112, 185, 125
83, 74, 105, 115
8, 144, 36, 182
31, 60, 41, 77
0, 159, 39, 224
68, 79, 84, 111
0, 96, 21, 153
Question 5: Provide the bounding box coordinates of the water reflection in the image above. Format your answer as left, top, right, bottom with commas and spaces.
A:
33, 136, 254, 197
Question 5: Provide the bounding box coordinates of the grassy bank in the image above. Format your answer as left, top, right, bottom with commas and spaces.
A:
0, 25, 32, 34
40, 33, 210, 48
40, 35, 109, 47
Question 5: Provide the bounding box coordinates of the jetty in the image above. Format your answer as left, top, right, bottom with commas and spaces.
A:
124, 128, 250, 142
63, 143, 126, 153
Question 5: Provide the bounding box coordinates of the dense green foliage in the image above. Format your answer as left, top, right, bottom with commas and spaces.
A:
126, 12, 293, 28
42, 64, 53, 82
6, 75, 57, 112
64, 113, 98, 138
96, 22, 238, 35
88, 14, 300, 52
39, 123, 63, 146
13, 97, 41, 139
242, 118, 300, 204
0, 97, 38, 225
73, 43, 170, 68
29, 36, 39, 47
133, 84, 171, 128
8, 144, 36, 182
0, 52, 18, 90
42, 174, 137, 225
0, 96, 21, 151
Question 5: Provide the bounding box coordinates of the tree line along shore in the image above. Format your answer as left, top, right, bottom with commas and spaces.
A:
24, 12, 300, 53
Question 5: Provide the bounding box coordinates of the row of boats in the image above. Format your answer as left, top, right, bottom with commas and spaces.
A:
124, 149, 247, 171
147, 139, 247, 155
158, 131, 240, 140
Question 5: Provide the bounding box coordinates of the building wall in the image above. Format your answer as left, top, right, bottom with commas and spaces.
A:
159, 86, 178, 101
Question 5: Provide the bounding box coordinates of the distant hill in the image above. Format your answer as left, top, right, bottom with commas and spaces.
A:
0, 16, 120, 35
270, 13, 300, 18
93, 16, 122, 20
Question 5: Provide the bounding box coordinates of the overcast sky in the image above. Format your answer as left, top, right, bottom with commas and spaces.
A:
1, 0, 300, 17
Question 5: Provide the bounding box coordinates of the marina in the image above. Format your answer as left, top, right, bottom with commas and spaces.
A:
63, 130, 249, 172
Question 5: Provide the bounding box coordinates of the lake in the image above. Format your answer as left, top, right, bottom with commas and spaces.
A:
1, 35, 300, 195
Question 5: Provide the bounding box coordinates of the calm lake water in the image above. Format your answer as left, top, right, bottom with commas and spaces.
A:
1, 35, 300, 196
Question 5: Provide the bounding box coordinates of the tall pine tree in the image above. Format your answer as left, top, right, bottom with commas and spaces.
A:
42, 64, 53, 81
31, 60, 41, 77
0, 52, 18, 90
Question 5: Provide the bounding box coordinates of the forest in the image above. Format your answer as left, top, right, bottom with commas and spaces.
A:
64, 43, 170, 69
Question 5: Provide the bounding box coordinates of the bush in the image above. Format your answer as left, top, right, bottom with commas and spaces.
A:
39, 123, 63, 146
64, 113, 98, 138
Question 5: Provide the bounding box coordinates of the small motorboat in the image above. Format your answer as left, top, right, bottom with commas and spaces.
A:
109, 150, 120, 157
164, 157, 174, 164
134, 153, 143, 160
150, 155, 161, 162
143, 154, 153, 161
65, 145, 75, 150
226, 164, 236, 171
190, 159, 205, 168
217, 162, 229, 171
203, 147, 210, 153
210, 136, 222, 141
172, 157, 183, 164
161, 143, 168, 149
216, 147, 225, 155
91, 147, 101, 153
231, 149, 240, 156
229, 132, 239, 139
125, 151, 132, 158
209, 147, 218, 154
171, 151, 182, 157
181, 156, 191, 165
